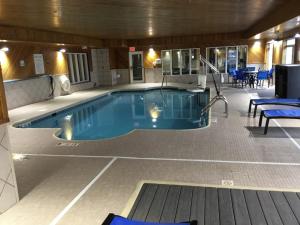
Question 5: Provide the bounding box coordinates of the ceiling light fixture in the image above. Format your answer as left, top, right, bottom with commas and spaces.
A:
254, 34, 261, 40
59, 48, 66, 53
1, 47, 9, 52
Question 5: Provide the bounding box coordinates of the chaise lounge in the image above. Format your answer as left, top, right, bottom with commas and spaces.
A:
102, 214, 197, 225
259, 109, 300, 134
248, 98, 300, 118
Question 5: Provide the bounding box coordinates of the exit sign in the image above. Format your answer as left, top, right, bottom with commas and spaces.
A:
129, 47, 136, 52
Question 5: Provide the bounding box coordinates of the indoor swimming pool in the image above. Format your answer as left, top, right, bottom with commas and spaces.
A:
16, 88, 210, 140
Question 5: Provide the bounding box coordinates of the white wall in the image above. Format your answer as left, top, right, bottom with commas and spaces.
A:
0, 124, 19, 214
4, 75, 52, 110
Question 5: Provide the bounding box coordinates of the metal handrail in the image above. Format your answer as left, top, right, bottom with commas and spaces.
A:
199, 55, 228, 115
161, 73, 167, 90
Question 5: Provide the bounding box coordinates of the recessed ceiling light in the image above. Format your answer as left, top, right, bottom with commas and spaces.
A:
254, 34, 261, 40
59, 48, 66, 53
1, 47, 9, 52
12, 153, 27, 161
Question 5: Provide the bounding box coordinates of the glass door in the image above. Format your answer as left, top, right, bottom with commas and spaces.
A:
207, 48, 216, 73
238, 46, 248, 69
181, 49, 190, 75
191, 48, 200, 74
227, 47, 237, 73
129, 51, 144, 83
215, 48, 226, 73
162, 50, 172, 75
172, 49, 181, 75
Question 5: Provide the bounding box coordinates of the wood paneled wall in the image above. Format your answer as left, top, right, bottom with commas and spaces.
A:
247, 40, 266, 64
111, 36, 266, 69
273, 41, 283, 65
0, 25, 104, 47
109, 48, 129, 69
0, 43, 90, 80
0, 66, 9, 124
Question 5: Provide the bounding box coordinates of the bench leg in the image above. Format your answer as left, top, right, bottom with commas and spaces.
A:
264, 118, 270, 134
253, 105, 258, 118
259, 111, 264, 127
248, 100, 253, 116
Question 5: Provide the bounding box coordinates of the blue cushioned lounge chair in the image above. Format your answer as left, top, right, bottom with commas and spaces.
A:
102, 214, 197, 225
248, 98, 300, 118
259, 109, 300, 134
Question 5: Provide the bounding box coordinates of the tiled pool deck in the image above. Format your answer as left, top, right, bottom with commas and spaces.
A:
1, 83, 300, 225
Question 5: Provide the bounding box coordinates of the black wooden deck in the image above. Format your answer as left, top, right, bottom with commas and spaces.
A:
128, 183, 300, 225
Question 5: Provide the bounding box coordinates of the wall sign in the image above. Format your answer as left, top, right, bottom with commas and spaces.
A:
33, 54, 45, 75
129, 47, 136, 52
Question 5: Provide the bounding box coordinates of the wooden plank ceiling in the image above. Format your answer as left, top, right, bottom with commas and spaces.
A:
0, 0, 287, 39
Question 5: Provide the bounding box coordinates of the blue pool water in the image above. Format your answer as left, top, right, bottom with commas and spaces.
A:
16, 88, 209, 140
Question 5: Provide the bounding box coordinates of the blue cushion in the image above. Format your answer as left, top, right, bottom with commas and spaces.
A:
106, 215, 195, 225
252, 98, 300, 105
264, 109, 300, 118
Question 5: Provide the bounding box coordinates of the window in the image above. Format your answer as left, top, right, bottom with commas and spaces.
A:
227, 47, 237, 73
266, 42, 274, 70
206, 45, 248, 73
67, 53, 90, 84
237, 46, 248, 69
172, 49, 181, 75
161, 48, 200, 75
282, 38, 295, 64
161, 50, 171, 75
191, 49, 200, 74
181, 49, 190, 75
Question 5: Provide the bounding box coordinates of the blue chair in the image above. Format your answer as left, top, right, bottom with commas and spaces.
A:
236, 69, 247, 88
256, 71, 269, 88
228, 68, 237, 86
102, 214, 197, 225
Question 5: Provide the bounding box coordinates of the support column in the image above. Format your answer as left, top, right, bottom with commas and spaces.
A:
0, 65, 18, 214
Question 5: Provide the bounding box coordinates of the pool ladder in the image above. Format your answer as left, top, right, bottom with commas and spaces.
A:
161, 74, 168, 90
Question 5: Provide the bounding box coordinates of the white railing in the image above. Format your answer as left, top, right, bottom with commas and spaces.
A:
199, 54, 228, 115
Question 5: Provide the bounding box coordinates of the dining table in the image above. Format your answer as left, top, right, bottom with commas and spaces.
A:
243, 70, 259, 88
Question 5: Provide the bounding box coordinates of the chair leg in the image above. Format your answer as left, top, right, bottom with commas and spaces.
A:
248, 100, 253, 116
262, 80, 264, 87
264, 118, 270, 134
259, 111, 264, 127
253, 105, 258, 118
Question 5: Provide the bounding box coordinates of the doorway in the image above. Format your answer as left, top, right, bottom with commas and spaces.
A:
129, 51, 144, 83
